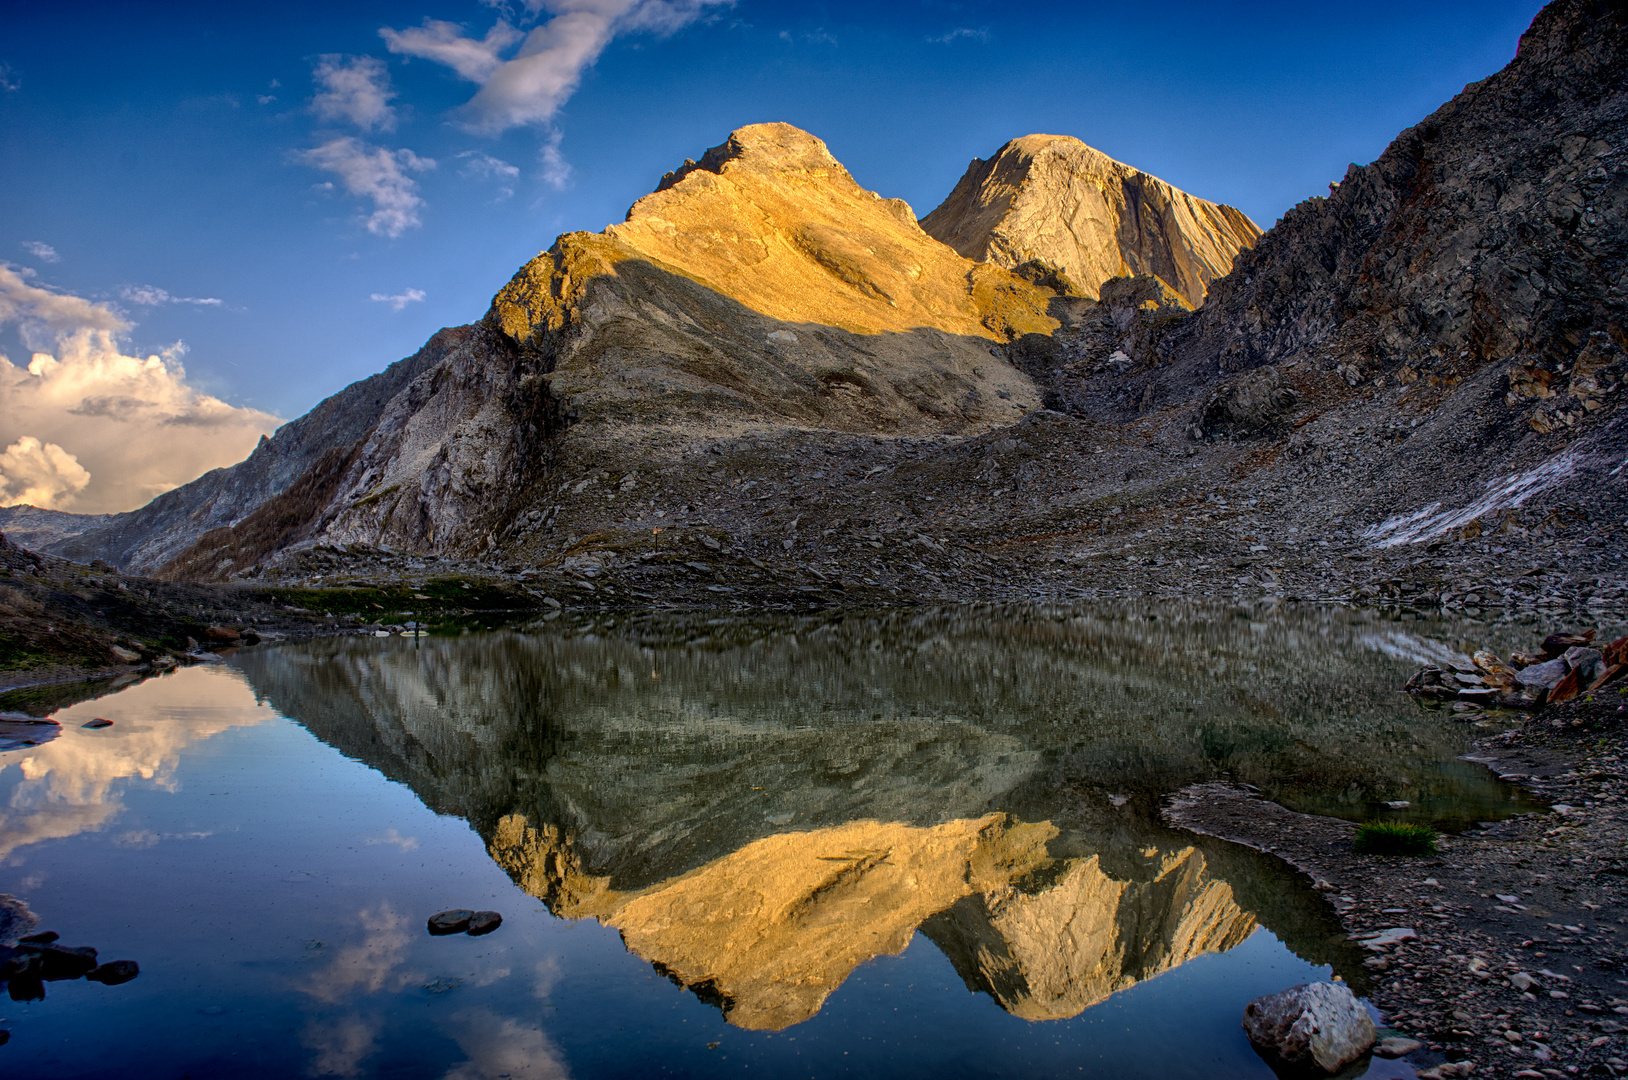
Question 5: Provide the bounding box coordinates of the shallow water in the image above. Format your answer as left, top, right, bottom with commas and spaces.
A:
0, 604, 1531, 1078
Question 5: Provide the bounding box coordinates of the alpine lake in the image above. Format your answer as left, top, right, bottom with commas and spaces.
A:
0, 603, 1540, 1079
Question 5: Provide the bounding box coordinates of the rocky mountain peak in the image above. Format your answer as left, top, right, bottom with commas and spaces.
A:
654, 122, 847, 192
921, 133, 1261, 307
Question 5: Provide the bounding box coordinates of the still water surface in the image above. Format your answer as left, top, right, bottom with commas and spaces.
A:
0, 605, 1531, 1077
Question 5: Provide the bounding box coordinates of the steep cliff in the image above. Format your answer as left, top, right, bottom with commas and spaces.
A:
48, 328, 462, 573
921, 135, 1260, 307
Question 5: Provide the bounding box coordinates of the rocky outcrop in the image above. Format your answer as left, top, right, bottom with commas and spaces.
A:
46, 327, 464, 573
1154, 0, 1627, 405
921, 135, 1260, 307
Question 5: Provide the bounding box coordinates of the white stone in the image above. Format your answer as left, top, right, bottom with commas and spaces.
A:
1242, 981, 1377, 1074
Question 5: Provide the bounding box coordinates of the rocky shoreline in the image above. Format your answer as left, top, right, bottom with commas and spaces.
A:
1167, 686, 1628, 1079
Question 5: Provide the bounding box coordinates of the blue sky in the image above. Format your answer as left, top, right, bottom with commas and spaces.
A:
0, 0, 1545, 512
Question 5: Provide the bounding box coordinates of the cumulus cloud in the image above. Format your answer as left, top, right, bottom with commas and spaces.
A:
457, 150, 520, 198
119, 285, 223, 307
0, 266, 280, 514
0, 263, 128, 342
312, 55, 398, 132
0, 436, 90, 510
369, 288, 426, 311
21, 241, 60, 263
382, 1, 731, 135
299, 137, 436, 238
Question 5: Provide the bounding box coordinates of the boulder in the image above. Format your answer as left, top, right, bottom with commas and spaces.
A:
1242, 981, 1376, 1075
1515, 658, 1570, 689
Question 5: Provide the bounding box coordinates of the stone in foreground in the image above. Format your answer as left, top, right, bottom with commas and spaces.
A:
1242, 981, 1376, 1075
427, 909, 474, 935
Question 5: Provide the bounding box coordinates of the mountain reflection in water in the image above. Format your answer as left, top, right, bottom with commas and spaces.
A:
227, 603, 1519, 1028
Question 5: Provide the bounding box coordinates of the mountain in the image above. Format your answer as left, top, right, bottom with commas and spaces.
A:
36, 0, 1628, 619
921, 134, 1261, 308
49, 329, 459, 573
0, 505, 115, 552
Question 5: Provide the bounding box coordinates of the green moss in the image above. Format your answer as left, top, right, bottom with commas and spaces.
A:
0, 634, 49, 671
1352, 820, 1438, 856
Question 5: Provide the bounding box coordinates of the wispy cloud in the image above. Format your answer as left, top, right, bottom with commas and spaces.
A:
299, 137, 436, 238
458, 150, 520, 198
0, 63, 19, 93
20, 241, 59, 264
119, 285, 223, 307
312, 55, 398, 133
369, 288, 426, 311
928, 26, 989, 44
381, 1, 731, 135
0, 265, 280, 513
779, 27, 837, 46
381, 19, 524, 84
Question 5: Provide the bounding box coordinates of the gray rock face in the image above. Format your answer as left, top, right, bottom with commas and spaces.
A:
922, 134, 1260, 307
1242, 981, 1376, 1074
47, 327, 464, 572
1157, 0, 1627, 402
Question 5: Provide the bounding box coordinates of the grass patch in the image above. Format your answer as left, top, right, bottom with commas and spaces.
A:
0, 634, 49, 671
1353, 820, 1438, 856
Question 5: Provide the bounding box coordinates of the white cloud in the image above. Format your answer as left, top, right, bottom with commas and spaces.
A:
369, 288, 426, 311
538, 129, 571, 189
258, 93, 277, 105
382, 1, 731, 135
928, 27, 989, 44
0, 265, 281, 514
21, 241, 60, 263
0, 436, 90, 510
0, 263, 129, 343
119, 285, 223, 307
457, 150, 521, 198
312, 55, 398, 133
380, 19, 524, 84
299, 137, 436, 238
0, 63, 18, 93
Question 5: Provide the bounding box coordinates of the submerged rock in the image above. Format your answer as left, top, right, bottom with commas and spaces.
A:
1242, 981, 1376, 1075
87, 960, 140, 985
466, 911, 502, 937
427, 909, 474, 935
